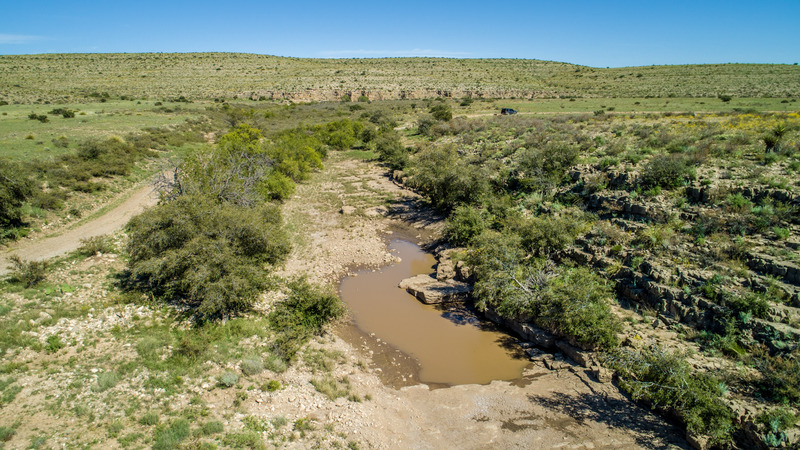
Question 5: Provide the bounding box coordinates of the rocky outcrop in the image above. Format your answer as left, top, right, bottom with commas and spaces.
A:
747, 252, 800, 286
435, 249, 459, 281
398, 274, 472, 304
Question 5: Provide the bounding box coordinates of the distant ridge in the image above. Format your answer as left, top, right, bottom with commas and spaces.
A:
1, 53, 798, 103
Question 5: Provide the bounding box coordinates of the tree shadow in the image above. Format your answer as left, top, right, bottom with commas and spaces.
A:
430, 302, 528, 359
431, 302, 483, 327
387, 197, 443, 228
526, 391, 689, 449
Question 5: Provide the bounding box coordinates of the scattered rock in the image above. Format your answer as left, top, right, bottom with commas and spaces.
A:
341, 206, 356, 215
364, 206, 388, 217
455, 260, 472, 282
435, 249, 459, 281
589, 366, 612, 383
555, 341, 595, 368
685, 431, 709, 450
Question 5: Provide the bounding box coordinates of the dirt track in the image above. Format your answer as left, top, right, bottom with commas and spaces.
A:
0, 181, 158, 276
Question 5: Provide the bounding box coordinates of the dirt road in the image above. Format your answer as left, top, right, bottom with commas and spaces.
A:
0, 181, 158, 276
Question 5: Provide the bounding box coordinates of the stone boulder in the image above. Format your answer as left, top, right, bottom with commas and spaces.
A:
435, 248, 462, 281
398, 274, 472, 304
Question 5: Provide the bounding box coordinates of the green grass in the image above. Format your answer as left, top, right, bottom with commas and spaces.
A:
1, 53, 797, 104
0, 100, 203, 162
461, 97, 799, 115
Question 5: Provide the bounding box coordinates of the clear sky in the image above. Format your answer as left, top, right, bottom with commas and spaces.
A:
1, 0, 798, 68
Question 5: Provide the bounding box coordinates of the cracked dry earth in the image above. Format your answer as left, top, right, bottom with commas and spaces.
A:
272, 152, 689, 449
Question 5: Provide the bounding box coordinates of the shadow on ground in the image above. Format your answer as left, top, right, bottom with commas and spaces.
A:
526, 391, 689, 449
387, 197, 443, 229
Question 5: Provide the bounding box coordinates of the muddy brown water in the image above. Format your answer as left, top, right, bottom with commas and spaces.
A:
339, 239, 530, 386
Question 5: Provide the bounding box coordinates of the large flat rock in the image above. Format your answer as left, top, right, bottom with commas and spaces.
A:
398, 274, 472, 304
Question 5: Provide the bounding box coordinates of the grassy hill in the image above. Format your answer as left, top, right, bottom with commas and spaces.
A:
1, 53, 798, 104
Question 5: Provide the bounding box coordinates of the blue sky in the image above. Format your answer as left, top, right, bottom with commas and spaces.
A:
2, 0, 798, 67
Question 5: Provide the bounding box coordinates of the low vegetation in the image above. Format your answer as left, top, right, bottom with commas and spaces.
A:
375, 104, 800, 446
1, 53, 798, 103
1, 54, 798, 447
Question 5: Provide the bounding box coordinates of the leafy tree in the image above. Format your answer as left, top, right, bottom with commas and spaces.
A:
124, 195, 290, 322
159, 125, 274, 206
0, 160, 35, 234
640, 154, 691, 189
515, 143, 579, 193
605, 345, 734, 445
444, 206, 488, 246
406, 145, 489, 212
429, 104, 452, 121
468, 231, 619, 350
374, 131, 409, 171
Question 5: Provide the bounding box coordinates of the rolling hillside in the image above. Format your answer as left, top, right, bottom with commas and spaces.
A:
1, 53, 798, 103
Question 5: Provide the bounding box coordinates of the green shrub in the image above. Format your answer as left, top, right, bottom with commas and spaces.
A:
241, 357, 263, 376
406, 145, 489, 212
635, 224, 675, 251
0, 160, 35, 232
640, 154, 691, 189
444, 206, 488, 246
773, 227, 790, 240
153, 419, 190, 450
429, 104, 452, 121
271, 415, 288, 428
315, 119, 364, 150
51, 135, 70, 148
515, 211, 591, 257
77, 235, 115, 256
218, 371, 239, 388
533, 266, 620, 349
124, 196, 290, 322
469, 233, 619, 350
263, 354, 288, 373
200, 420, 224, 436
7, 255, 47, 287
757, 352, 800, 404
94, 371, 119, 392
416, 116, 436, 136
31, 191, 65, 211
374, 131, 409, 171
724, 291, 770, 319
50, 108, 75, 118
515, 143, 579, 193
223, 431, 266, 449
268, 278, 345, 361
139, 411, 160, 426
0, 426, 15, 442
757, 407, 796, 447
605, 345, 734, 445
45, 335, 64, 353
725, 193, 752, 213
312, 376, 351, 400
